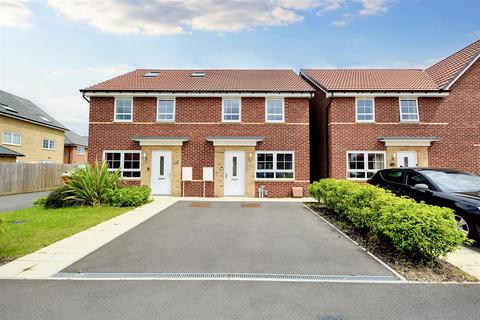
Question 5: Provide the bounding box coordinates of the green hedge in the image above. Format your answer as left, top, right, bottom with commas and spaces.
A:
108, 186, 151, 207
308, 179, 468, 259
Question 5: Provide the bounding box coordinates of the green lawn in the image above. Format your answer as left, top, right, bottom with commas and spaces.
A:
0, 206, 130, 260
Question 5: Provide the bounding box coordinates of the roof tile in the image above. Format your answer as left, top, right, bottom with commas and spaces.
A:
83, 69, 314, 92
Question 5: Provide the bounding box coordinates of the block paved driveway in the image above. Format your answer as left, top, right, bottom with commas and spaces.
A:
63, 201, 394, 277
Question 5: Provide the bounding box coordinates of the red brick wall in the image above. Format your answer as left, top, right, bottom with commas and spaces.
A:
88, 96, 310, 197
323, 60, 480, 179
64, 145, 88, 164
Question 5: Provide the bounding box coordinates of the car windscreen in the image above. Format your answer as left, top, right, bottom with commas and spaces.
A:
421, 171, 480, 192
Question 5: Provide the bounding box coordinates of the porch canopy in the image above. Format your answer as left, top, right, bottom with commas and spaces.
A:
131, 136, 190, 146
378, 136, 440, 147
206, 136, 264, 146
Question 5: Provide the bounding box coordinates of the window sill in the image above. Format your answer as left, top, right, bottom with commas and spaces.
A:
355, 120, 375, 123
42, 148, 56, 151
400, 120, 420, 124
156, 120, 175, 123
3, 143, 22, 147
113, 120, 133, 123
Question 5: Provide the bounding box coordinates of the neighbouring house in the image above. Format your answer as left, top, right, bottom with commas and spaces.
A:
82, 70, 314, 197
64, 131, 88, 164
301, 40, 480, 181
0, 90, 66, 163
0, 145, 24, 163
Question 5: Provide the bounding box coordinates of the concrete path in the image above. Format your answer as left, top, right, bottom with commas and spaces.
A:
0, 191, 50, 212
0, 280, 479, 319
446, 245, 480, 279
62, 201, 395, 278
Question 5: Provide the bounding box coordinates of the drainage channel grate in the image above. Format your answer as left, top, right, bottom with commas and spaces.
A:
53, 272, 399, 282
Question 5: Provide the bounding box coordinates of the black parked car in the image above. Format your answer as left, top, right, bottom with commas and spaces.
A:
368, 168, 480, 241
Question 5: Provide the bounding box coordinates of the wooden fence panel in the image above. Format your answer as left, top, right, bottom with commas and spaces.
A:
0, 163, 78, 195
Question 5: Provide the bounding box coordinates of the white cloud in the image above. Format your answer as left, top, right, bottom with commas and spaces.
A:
0, 0, 33, 28
47, 0, 394, 35
355, 0, 391, 16
47, 0, 313, 35
331, 19, 348, 27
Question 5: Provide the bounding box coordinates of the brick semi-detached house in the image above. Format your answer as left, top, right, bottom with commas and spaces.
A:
82, 70, 314, 197
301, 40, 480, 181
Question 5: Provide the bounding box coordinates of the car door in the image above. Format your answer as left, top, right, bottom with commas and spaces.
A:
380, 170, 406, 196
404, 171, 434, 202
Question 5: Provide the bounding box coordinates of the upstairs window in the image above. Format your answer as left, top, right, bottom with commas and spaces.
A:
399, 99, 419, 122
266, 98, 284, 122
104, 151, 141, 179
43, 139, 56, 150
222, 98, 241, 122
157, 99, 175, 122
114, 98, 133, 122
3, 131, 21, 146
356, 98, 375, 122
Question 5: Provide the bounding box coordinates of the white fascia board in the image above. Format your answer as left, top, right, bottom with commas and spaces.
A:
331, 92, 449, 97
444, 52, 480, 90
207, 138, 263, 146
379, 138, 439, 147
83, 92, 312, 98
133, 138, 188, 146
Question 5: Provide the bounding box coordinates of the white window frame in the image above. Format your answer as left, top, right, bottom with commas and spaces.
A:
265, 98, 285, 123
355, 98, 375, 123
255, 151, 295, 180
103, 150, 141, 180
3, 131, 21, 146
156, 97, 176, 122
399, 98, 420, 122
346, 151, 386, 180
222, 97, 241, 123
114, 97, 133, 122
42, 138, 56, 150
77, 146, 86, 155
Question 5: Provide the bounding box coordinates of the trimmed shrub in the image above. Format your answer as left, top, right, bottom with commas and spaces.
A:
108, 186, 151, 207
308, 179, 468, 259
64, 162, 121, 207
45, 186, 77, 209
33, 197, 47, 207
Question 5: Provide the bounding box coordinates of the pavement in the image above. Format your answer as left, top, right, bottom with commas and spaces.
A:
0, 280, 479, 319
0, 191, 50, 212
446, 245, 480, 279
62, 201, 394, 277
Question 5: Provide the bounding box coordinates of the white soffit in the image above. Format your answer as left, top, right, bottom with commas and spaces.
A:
84, 92, 311, 98
327, 92, 449, 98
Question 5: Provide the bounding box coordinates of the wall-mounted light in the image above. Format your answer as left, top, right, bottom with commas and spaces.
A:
143, 152, 147, 162
248, 152, 253, 165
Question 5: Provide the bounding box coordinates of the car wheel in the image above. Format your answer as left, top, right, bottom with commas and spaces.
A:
454, 214, 477, 240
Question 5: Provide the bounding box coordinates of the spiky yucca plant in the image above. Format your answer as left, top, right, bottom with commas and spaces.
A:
64, 162, 121, 207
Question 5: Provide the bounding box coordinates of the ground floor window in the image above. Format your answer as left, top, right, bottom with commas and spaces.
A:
104, 151, 141, 179
256, 151, 294, 179
347, 151, 385, 179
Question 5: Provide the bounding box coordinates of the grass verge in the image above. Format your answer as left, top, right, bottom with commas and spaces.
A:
0, 206, 130, 265
307, 203, 478, 282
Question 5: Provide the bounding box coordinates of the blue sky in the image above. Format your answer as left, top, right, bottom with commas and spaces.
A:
1, 0, 479, 136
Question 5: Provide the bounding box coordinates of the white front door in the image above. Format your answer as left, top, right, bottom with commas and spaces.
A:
396, 151, 417, 168
224, 151, 245, 196
151, 151, 172, 195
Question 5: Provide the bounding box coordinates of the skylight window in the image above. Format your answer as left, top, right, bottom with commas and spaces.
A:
143, 71, 161, 77
38, 115, 51, 122
1, 104, 17, 113
191, 71, 207, 77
